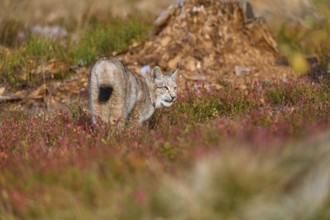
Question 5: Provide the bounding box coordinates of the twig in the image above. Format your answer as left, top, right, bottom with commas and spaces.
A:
0, 95, 22, 103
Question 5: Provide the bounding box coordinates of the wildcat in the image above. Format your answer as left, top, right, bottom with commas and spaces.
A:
88, 57, 178, 126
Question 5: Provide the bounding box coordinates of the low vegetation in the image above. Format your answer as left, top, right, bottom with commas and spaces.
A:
0, 79, 329, 219
0, 13, 151, 90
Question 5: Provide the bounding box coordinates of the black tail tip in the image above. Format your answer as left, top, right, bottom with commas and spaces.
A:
98, 86, 113, 103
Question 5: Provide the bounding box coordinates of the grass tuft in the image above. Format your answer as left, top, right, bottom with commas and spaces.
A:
0, 13, 152, 90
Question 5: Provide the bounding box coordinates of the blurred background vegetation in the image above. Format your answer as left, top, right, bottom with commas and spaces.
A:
274, 0, 330, 73
0, 0, 329, 90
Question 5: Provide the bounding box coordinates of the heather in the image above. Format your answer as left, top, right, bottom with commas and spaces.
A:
0, 79, 329, 219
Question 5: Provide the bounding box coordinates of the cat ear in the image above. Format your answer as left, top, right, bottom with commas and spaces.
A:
171, 66, 179, 80
151, 66, 163, 80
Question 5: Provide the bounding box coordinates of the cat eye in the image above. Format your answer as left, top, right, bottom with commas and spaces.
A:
158, 86, 172, 91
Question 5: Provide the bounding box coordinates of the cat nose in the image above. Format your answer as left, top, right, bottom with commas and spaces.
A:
171, 94, 176, 100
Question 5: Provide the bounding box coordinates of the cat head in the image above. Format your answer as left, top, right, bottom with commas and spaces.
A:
149, 66, 178, 108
